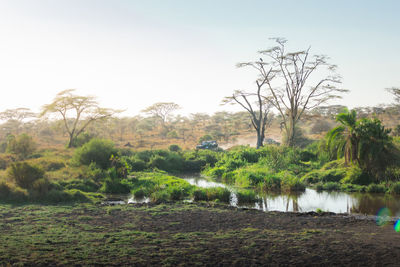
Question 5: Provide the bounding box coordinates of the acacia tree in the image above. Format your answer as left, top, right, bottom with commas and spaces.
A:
142, 102, 180, 137
257, 38, 347, 147
40, 89, 121, 148
223, 64, 274, 148
0, 108, 36, 135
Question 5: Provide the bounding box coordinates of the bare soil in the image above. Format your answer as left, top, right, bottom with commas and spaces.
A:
1, 202, 399, 266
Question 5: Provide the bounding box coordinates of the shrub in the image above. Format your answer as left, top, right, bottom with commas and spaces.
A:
299, 150, 317, 162
6, 134, 36, 160
236, 189, 258, 203
0, 181, 28, 202
366, 183, 387, 194
100, 168, 131, 194
7, 162, 45, 190
340, 183, 366, 192
73, 139, 117, 169
341, 166, 373, 185
29, 158, 66, 172
169, 144, 182, 152
169, 187, 188, 201
301, 171, 321, 184
323, 182, 340, 191
193, 189, 208, 201
70, 132, 93, 148
262, 174, 282, 192
31, 178, 51, 198
193, 187, 230, 203
183, 160, 205, 172
126, 157, 147, 172
45, 189, 91, 203
0, 154, 16, 170
60, 179, 100, 192
150, 190, 170, 203
389, 182, 400, 194
279, 171, 306, 192
205, 166, 226, 178
149, 152, 184, 173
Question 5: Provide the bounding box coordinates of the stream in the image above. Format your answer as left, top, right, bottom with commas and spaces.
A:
109, 175, 400, 217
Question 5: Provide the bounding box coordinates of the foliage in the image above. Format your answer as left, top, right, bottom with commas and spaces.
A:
6, 134, 37, 160
365, 183, 387, 194
193, 187, 230, 203
40, 89, 120, 148
168, 144, 182, 152
326, 109, 397, 181
236, 189, 258, 203
7, 162, 45, 190
73, 138, 117, 169
388, 182, 400, 194
69, 132, 94, 147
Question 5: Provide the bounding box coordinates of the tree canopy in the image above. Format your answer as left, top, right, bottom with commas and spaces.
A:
40, 89, 121, 148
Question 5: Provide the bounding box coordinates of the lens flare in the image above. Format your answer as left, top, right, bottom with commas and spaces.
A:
394, 220, 400, 232
376, 207, 391, 226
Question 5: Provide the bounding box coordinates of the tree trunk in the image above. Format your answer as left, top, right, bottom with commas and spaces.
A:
256, 127, 264, 149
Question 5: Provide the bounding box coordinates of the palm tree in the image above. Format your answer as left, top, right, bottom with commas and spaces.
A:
326, 109, 359, 165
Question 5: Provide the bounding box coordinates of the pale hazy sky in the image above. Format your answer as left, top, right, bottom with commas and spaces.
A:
0, 0, 399, 116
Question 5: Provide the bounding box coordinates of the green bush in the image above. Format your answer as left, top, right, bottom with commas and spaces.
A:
73, 139, 117, 169
279, 171, 306, 192
366, 183, 387, 194
0, 181, 28, 202
262, 174, 282, 192
7, 162, 45, 190
0, 154, 16, 170
389, 182, 400, 194
150, 190, 170, 203
125, 157, 147, 171
340, 183, 366, 192
193, 189, 208, 201
169, 144, 182, 152
323, 182, 340, 191
236, 189, 258, 203
6, 134, 36, 160
193, 187, 230, 203
29, 157, 66, 172
30, 178, 51, 198
169, 187, 188, 201
301, 171, 321, 184
149, 152, 184, 173
45, 189, 91, 203
341, 166, 373, 185
60, 179, 100, 192
70, 132, 93, 148
204, 166, 226, 178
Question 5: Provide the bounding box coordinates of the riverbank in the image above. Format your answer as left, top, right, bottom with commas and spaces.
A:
1, 202, 399, 266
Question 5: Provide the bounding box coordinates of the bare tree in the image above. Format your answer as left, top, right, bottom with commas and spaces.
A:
387, 87, 400, 104
40, 89, 121, 148
257, 38, 347, 146
223, 64, 274, 148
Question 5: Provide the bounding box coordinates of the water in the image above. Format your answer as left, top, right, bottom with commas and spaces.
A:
181, 175, 400, 216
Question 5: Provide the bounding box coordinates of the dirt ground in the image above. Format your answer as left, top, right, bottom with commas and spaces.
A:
1, 202, 400, 266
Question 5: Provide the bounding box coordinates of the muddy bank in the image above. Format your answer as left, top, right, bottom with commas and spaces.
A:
0, 202, 399, 266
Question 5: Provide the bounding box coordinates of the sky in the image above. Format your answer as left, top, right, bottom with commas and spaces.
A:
0, 0, 399, 117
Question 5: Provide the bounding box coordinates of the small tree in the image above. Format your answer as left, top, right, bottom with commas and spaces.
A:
142, 102, 180, 126
223, 61, 274, 148
326, 109, 395, 179
41, 89, 121, 148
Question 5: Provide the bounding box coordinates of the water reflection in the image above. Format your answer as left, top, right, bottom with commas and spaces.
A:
182, 175, 400, 216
